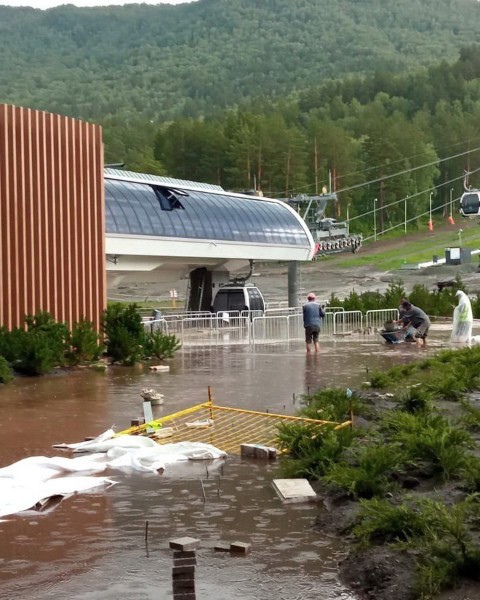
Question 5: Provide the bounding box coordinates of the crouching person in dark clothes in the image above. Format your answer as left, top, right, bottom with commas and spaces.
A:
397, 300, 431, 347
303, 292, 325, 353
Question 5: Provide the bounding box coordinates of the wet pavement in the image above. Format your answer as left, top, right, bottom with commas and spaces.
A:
0, 331, 459, 599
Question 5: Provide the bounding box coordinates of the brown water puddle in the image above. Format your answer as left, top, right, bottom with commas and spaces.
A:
0, 334, 454, 599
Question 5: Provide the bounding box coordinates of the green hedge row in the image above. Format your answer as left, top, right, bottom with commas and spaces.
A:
0, 304, 181, 380
328, 276, 479, 317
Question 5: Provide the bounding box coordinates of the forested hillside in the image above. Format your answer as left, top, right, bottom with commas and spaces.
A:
3, 0, 480, 238
148, 47, 480, 237
0, 0, 479, 121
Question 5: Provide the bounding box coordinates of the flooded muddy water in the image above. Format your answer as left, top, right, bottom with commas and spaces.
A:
0, 332, 458, 599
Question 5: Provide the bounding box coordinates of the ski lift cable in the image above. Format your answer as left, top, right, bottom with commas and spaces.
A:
348, 169, 480, 222
335, 146, 480, 196
289, 136, 480, 195
271, 142, 480, 198
333, 136, 480, 183
361, 196, 466, 243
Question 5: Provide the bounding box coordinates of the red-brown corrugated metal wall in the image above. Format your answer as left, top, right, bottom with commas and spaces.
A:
0, 104, 105, 331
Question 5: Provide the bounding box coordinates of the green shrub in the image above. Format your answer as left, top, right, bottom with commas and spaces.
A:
383, 279, 407, 309
276, 422, 355, 479
353, 290, 383, 312
13, 330, 58, 375
0, 317, 68, 368
397, 387, 433, 414
459, 399, 480, 432
0, 356, 13, 383
325, 275, 477, 318
461, 456, 480, 492
368, 370, 392, 389
417, 357, 438, 370
1, 312, 70, 376
414, 498, 480, 598
300, 387, 367, 421
0, 326, 23, 362
323, 443, 404, 498
392, 362, 418, 377
385, 412, 474, 480
103, 303, 145, 365
409, 283, 437, 316
66, 318, 103, 365
381, 409, 422, 436
341, 289, 363, 312
353, 496, 480, 598
24, 311, 69, 366
105, 325, 143, 366
424, 368, 468, 402
353, 497, 427, 545
471, 295, 480, 319
144, 330, 181, 360
433, 349, 458, 364
0, 327, 11, 361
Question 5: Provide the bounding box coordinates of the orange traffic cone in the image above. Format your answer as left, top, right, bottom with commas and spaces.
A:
448, 216, 455, 225
428, 220, 434, 231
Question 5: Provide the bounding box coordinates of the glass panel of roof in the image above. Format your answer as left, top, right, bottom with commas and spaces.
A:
105, 179, 309, 246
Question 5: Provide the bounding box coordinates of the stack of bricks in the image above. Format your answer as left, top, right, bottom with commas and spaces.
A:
169, 537, 200, 600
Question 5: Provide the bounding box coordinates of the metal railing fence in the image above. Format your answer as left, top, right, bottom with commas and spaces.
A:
142, 307, 399, 348
365, 309, 400, 331
333, 311, 363, 335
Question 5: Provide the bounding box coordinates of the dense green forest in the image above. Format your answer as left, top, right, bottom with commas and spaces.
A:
1, 0, 479, 121
3, 0, 480, 235
148, 47, 480, 236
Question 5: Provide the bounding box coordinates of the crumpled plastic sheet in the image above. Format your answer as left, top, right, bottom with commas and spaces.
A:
0, 429, 227, 519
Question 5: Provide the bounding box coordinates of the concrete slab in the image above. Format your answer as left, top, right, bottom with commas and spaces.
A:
272, 478, 317, 503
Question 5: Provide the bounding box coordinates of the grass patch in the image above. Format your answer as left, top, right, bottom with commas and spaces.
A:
333, 224, 480, 271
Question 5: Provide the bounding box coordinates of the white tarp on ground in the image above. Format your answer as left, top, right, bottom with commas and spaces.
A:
0, 430, 227, 519
0, 476, 116, 519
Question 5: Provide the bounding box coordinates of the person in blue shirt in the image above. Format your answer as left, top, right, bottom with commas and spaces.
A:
302, 292, 325, 353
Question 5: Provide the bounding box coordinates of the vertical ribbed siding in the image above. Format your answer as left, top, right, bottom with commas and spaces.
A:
0, 104, 105, 332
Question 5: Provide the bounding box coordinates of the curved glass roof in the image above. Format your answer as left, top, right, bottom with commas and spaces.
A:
105, 178, 310, 247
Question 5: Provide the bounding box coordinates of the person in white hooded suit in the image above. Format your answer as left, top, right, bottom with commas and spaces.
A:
451, 290, 473, 343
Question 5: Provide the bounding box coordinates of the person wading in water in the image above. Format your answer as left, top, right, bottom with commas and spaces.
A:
302, 293, 325, 353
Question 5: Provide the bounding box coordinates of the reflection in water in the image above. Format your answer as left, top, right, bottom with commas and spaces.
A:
0, 333, 453, 599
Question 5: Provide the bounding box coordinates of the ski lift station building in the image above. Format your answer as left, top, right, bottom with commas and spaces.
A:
0, 105, 314, 331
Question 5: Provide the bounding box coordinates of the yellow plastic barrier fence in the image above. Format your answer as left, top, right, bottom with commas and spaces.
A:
117, 388, 352, 455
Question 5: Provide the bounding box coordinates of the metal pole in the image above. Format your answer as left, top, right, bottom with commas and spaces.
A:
373, 198, 377, 241
428, 191, 434, 231
404, 195, 408, 234
450, 188, 454, 218
288, 261, 299, 308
